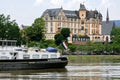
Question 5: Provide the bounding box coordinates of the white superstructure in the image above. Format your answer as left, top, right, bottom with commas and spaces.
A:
0, 40, 61, 60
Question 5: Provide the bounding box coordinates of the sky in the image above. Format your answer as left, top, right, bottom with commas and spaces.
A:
0, 0, 120, 26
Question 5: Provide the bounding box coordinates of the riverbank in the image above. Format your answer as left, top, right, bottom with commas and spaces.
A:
68, 55, 120, 65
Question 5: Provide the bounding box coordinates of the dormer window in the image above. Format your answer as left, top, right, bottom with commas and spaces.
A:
50, 17, 53, 20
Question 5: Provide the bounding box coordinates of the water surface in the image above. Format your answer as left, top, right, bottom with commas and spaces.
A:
0, 63, 120, 80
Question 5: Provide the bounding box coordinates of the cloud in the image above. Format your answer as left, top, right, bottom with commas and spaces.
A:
60, 0, 83, 10
32, 0, 120, 21
96, 0, 112, 20
50, 0, 64, 6
34, 0, 43, 6
33, 0, 85, 9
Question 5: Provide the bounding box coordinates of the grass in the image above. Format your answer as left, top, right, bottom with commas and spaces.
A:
68, 55, 120, 65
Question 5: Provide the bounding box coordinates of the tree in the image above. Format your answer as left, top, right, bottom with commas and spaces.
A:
54, 28, 70, 50
25, 18, 45, 42
69, 44, 76, 52
110, 27, 120, 54
111, 28, 120, 37
61, 28, 70, 40
39, 40, 56, 48
54, 33, 64, 46
54, 28, 70, 46
0, 14, 20, 44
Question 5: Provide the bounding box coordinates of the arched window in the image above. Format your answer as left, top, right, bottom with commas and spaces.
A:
106, 36, 109, 42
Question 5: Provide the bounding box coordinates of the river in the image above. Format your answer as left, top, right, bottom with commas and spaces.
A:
0, 63, 120, 80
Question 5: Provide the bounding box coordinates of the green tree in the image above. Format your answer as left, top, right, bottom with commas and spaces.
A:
0, 14, 20, 44
111, 28, 120, 37
54, 33, 64, 46
61, 28, 70, 40
25, 18, 45, 42
69, 44, 76, 52
54, 28, 70, 46
20, 29, 27, 45
110, 27, 120, 54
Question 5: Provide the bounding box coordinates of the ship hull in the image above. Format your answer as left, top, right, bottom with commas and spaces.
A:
0, 57, 68, 71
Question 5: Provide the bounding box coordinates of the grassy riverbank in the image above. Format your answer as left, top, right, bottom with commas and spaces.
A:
68, 55, 120, 65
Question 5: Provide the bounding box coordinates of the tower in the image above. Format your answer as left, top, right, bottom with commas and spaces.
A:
106, 8, 109, 22
79, 3, 86, 19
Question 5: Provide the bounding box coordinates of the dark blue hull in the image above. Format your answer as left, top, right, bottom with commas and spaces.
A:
0, 57, 68, 71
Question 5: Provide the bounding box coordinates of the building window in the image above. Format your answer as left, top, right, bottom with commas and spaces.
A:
58, 17, 60, 20
75, 29, 76, 33
78, 29, 81, 33
72, 19, 74, 21
58, 23, 60, 26
50, 17, 52, 20
82, 14, 84, 16
81, 21, 84, 24
50, 27, 53, 33
51, 22, 53, 26
81, 26, 84, 30
74, 23, 76, 27
85, 29, 87, 33
92, 30, 95, 35
45, 17, 48, 21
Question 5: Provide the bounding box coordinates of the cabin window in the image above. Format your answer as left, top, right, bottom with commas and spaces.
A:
32, 54, 39, 59
15, 49, 22, 51
41, 54, 48, 59
23, 54, 30, 59
0, 56, 9, 59
50, 54, 57, 58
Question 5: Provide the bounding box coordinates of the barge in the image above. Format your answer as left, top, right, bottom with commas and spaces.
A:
0, 40, 68, 71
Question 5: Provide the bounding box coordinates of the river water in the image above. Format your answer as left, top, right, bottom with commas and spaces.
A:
0, 63, 120, 80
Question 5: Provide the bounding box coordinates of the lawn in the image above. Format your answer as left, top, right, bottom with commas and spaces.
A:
68, 55, 120, 65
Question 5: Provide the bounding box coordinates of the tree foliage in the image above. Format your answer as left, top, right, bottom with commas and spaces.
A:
110, 27, 120, 53
54, 28, 70, 46
111, 28, 120, 37
0, 14, 20, 44
54, 34, 64, 46
25, 18, 45, 42
61, 28, 70, 40
69, 44, 76, 52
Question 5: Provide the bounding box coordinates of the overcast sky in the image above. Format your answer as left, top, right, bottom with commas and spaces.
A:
0, 0, 120, 26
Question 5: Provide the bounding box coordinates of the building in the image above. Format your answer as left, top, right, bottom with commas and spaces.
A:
42, 4, 103, 42
102, 9, 114, 42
